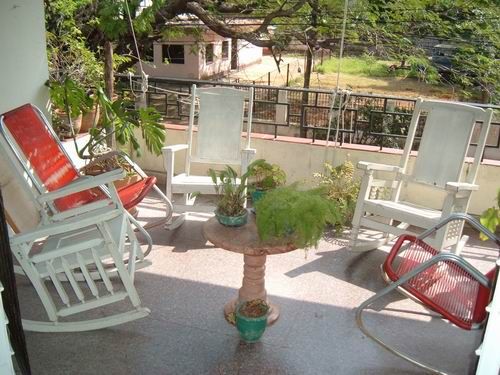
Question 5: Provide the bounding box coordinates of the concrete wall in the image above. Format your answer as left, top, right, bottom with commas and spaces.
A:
133, 126, 500, 215
0, 0, 49, 115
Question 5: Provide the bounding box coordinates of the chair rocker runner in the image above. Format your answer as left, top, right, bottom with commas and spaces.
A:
162, 84, 256, 229
10, 203, 150, 332
0, 104, 166, 260
356, 213, 499, 374
350, 99, 493, 253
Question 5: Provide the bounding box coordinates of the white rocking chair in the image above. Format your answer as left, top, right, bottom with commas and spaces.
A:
9, 188, 150, 332
0, 107, 150, 331
162, 84, 256, 229
350, 99, 493, 253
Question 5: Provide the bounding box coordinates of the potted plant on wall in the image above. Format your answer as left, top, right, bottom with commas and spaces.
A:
48, 78, 93, 138
78, 87, 166, 188
247, 159, 286, 204
235, 299, 270, 343
209, 165, 251, 227
254, 185, 340, 248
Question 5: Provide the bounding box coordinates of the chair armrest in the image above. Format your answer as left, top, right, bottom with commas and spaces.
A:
242, 148, 256, 155
445, 182, 479, 192
37, 169, 125, 204
162, 144, 188, 154
10, 207, 121, 245
357, 161, 403, 173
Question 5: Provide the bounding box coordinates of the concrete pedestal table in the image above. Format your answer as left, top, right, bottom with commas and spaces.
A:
203, 213, 296, 325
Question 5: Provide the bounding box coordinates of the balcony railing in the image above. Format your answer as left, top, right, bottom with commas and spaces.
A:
116, 75, 500, 158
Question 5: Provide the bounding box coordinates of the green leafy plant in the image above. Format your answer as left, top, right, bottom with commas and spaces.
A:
48, 78, 93, 119
314, 161, 360, 229
209, 166, 250, 217
479, 189, 500, 241
254, 185, 340, 248
78, 86, 165, 161
247, 160, 286, 191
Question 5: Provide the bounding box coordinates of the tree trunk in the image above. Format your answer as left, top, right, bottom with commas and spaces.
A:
103, 40, 116, 148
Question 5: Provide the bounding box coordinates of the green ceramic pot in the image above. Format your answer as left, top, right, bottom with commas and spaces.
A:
215, 209, 248, 227
250, 189, 266, 204
235, 303, 269, 343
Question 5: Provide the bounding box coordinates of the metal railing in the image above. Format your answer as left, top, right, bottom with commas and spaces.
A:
116, 75, 500, 156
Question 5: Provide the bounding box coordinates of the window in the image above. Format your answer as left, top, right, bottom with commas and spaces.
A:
205, 44, 214, 64
222, 41, 229, 59
162, 44, 184, 64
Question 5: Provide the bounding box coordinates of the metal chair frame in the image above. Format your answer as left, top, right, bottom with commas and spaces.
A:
356, 213, 499, 374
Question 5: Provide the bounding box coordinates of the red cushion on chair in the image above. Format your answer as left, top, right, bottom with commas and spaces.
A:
2, 104, 106, 211
117, 176, 157, 210
383, 235, 494, 330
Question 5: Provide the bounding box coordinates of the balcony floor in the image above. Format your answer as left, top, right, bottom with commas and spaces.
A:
19, 192, 497, 375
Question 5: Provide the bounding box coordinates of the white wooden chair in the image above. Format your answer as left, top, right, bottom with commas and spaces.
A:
350, 99, 493, 253
162, 84, 256, 229
0, 106, 150, 331
9, 188, 150, 332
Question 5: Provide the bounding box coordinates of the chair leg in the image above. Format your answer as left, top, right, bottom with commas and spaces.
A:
356, 260, 453, 375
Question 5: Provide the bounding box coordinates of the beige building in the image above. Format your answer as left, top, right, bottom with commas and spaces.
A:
141, 21, 263, 79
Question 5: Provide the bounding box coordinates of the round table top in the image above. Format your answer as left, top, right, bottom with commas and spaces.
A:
203, 212, 297, 256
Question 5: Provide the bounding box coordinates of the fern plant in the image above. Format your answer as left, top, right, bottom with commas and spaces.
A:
254, 186, 340, 248
314, 161, 360, 228
209, 166, 250, 217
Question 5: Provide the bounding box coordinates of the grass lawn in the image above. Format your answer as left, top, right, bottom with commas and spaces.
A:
298, 56, 460, 100
315, 56, 395, 78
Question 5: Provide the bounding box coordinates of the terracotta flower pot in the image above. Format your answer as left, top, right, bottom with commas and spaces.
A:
80, 107, 100, 132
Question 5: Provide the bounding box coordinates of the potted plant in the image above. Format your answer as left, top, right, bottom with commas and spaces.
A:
479, 188, 500, 240
247, 159, 286, 203
78, 87, 165, 169
235, 299, 270, 343
209, 165, 250, 227
314, 161, 360, 231
254, 185, 340, 248
48, 78, 93, 137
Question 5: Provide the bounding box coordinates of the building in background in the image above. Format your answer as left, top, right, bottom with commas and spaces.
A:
140, 16, 263, 79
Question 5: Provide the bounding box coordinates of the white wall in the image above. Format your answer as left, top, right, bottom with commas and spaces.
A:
134, 126, 500, 216
0, 0, 49, 116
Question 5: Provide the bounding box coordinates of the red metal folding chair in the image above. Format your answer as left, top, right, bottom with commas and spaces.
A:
0, 104, 172, 255
356, 213, 499, 374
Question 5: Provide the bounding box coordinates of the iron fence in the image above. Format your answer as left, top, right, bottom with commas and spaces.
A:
116, 75, 500, 157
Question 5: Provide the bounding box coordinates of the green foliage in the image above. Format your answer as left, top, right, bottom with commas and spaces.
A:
79, 86, 165, 159
209, 166, 250, 217
254, 186, 340, 248
479, 189, 500, 241
48, 78, 93, 118
45, 2, 103, 88
406, 57, 440, 83
315, 56, 394, 78
314, 161, 360, 228
247, 160, 287, 191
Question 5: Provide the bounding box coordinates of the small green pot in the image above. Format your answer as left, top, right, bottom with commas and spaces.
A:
235, 303, 269, 343
251, 189, 267, 204
215, 209, 248, 227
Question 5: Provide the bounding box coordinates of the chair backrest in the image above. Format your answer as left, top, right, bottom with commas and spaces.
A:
186, 85, 254, 170
401, 99, 493, 188
0, 104, 102, 213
